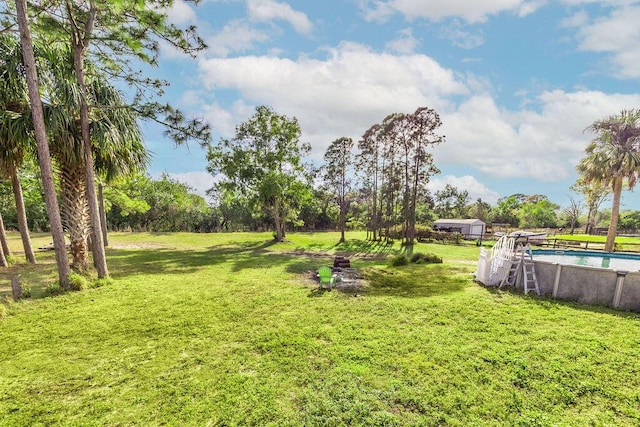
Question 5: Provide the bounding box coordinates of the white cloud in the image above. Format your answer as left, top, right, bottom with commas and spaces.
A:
207, 20, 270, 56
428, 175, 500, 204
436, 90, 640, 181
438, 20, 485, 49
359, 0, 544, 23
165, 0, 198, 25
197, 41, 640, 184
385, 28, 419, 54
247, 0, 313, 34
164, 171, 217, 200
199, 42, 469, 159
567, 5, 640, 78
560, 10, 589, 28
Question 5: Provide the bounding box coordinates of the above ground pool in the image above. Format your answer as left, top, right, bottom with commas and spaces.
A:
532, 249, 640, 271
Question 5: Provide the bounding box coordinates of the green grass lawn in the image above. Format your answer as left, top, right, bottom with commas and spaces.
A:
1, 231, 639, 426
551, 234, 640, 252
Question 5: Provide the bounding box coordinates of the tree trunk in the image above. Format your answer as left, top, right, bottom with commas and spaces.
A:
585, 206, 594, 235
272, 202, 284, 242
0, 212, 11, 258
11, 167, 36, 264
14, 0, 70, 287
0, 216, 7, 267
339, 198, 346, 243
604, 176, 623, 252
98, 182, 109, 247
0, 242, 6, 267
73, 38, 108, 278
60, 163, 90, 272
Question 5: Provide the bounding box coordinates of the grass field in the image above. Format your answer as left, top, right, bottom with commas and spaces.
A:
1, 231, 639, 426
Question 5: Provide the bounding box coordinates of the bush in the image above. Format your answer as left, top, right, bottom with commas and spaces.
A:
0, 304, 7, 320
414, 225, 433, 241
451, 232, 463, 245
90, 277, 114, 289
390, 254, 409, 266
44, 282, 64, 296
68, 273, 89, 291
20, 283, 31, 299
410, 252, 443, 264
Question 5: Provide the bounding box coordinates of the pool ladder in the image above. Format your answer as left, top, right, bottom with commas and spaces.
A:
500, 243, 540, 295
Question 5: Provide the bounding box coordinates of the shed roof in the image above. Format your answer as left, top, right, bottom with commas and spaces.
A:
433, 218, 485, 225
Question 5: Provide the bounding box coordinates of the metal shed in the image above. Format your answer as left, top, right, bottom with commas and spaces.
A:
433, 218, 486, 239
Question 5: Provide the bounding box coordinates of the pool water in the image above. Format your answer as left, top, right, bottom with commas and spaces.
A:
532, 249, 640, 271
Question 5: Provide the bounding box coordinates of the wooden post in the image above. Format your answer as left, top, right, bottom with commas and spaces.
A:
11, 274, 22, 300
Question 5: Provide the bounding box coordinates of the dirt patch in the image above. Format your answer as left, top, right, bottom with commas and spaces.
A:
109, 243, 171, 250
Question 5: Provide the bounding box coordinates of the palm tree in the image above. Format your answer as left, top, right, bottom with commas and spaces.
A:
8, 12, 72, 286
577, 109, 640, 252
43, 50, 147, 270
0, 34, 37, 264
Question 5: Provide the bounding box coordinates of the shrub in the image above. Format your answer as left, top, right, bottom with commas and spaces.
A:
0, 304, 7, 320
451, 232, 463, 245
20, 283, 32, 299
44, 282, 64, 296
68, 273, 89, 291
390, 254, 409, 266
432, 231, 447, 242
410, 252, 443, 264
414, 225, 433, 241
90, 277, 114, 289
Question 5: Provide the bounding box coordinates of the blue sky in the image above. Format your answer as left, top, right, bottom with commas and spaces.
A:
144, 0, 640, 210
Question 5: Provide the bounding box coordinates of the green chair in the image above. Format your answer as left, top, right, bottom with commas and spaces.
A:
318, 266, 335, 289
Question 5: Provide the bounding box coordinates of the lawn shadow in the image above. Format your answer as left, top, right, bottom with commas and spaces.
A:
361, 264, 469, 298
108, 239, 286, 278
334, 239, 396, 258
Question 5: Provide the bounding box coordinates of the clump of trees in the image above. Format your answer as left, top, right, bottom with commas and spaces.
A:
207, 106, 312, 242
1, 0, 210, 287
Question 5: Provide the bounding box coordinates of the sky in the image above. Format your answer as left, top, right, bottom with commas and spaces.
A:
143, 0, 640, 210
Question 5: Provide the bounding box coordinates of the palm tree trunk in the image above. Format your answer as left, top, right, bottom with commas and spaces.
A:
604, 176, 623, 252
60, 163, 90, 272
11, 167, 36, 264
98, 182, 109, 247
73, 38, 108, 278
0, 212, 11, 258
14, 0, 70, 287
0, 232, 7, 267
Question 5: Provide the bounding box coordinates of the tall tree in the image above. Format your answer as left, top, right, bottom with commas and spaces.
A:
489, 195, 521, 227
42, 48, 147, 271
402, 107, 443, 250
323, 137, 353, 243
357, 123, 383, 240
13, 0, 70, 286
562, 196, 582, 235
571, 177, 609, 235
468, 198, 491, 222
0, 34, 37, 264
208, 106, 312, 242
577, 109, 640, 251
434, 184, 469, 219
28, 0, 209, 277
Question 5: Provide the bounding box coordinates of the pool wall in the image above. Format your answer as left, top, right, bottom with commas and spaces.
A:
531, 260, 640, 311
